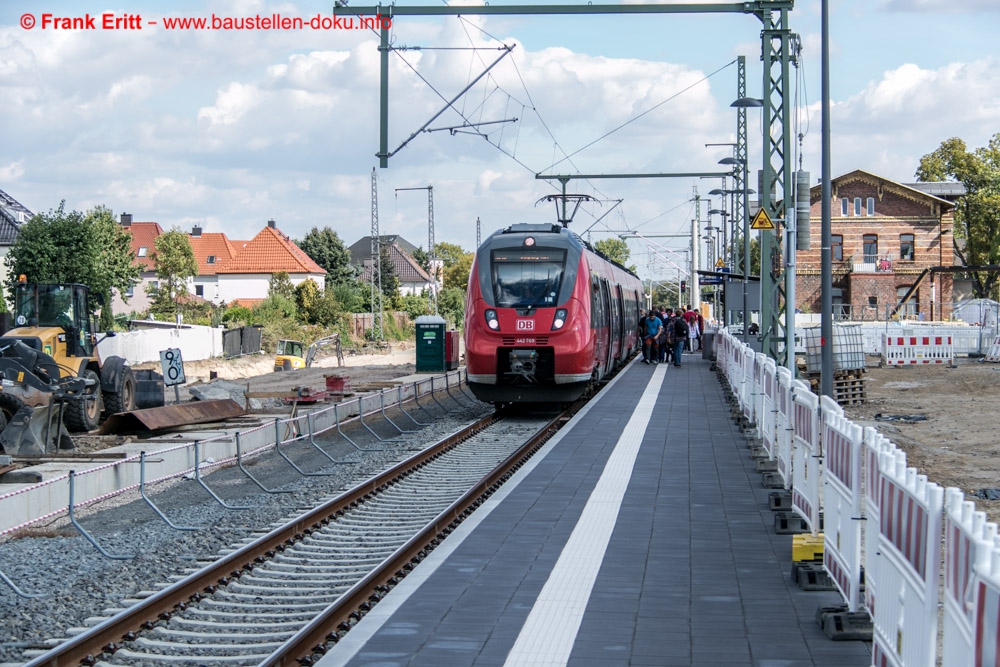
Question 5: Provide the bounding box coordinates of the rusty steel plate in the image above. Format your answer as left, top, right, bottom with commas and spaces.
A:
100, 399, 245, 435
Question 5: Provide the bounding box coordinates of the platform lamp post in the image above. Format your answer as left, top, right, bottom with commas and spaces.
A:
719, 156, 752, 342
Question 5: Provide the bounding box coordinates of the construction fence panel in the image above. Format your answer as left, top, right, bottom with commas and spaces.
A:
881, 332, 954, 366
740, 345, 756, 426
752, 353, 767, 440
790, 378, 821, 535
942, 488, 998, 666
760, 357, 776, 460
985, 335, 1000, 362
863, 428, 897, 617
972, 554, 1000, 666
774, 367, 794, 490
821, 406, 864, 612
870, 454, 945, 667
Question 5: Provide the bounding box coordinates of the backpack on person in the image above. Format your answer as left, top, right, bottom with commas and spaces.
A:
673, 317, 689, 340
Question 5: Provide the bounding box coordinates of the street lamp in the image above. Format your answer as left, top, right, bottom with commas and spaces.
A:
720, 156, 753, 341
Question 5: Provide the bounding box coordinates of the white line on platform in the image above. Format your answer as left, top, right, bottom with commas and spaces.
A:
503, 364, 666, 667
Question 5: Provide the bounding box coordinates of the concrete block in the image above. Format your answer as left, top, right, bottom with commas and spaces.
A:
791, 561, 836, 591
755, 458, 778, 474
816, 604, 873, 641
760, 472, 785, 489
792, 533, 825, 562
774, 511, 810, 535
768, 490, 793, 511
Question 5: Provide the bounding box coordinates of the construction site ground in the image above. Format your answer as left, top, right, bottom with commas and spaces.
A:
842, 357, 1000, 523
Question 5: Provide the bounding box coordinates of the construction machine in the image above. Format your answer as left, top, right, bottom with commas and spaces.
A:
274, 334, 343, 371
0, 278, 163, 455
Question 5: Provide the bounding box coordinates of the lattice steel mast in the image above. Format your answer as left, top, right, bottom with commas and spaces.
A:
370, 168, 384, 342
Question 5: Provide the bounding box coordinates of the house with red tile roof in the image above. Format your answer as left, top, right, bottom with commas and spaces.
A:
110, 214, 163, 315
188, 226, 239, 304
214, 221, 326, 303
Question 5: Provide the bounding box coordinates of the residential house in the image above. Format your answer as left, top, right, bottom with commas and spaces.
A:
111, 214, 163, 315
349, 235, 438, 295
188, 226, 240, 305
215, 221, 326, 305
0, 187, 33, 282
797, 170, 956, 321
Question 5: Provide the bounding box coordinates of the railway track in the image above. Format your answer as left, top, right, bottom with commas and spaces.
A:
22, 408, 570, 666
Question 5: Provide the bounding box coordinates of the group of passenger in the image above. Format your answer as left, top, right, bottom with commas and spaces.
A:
637, 305, 703, 368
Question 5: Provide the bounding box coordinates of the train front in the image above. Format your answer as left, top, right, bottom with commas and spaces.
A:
464, 224, 592, 404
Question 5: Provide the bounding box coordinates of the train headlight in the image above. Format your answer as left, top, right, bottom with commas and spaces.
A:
551, 308, 568, 331
485, 309, 500, 330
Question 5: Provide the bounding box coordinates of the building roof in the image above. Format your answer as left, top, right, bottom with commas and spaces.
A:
230, 298, 265, 309
358, 242, 433, 284
125, 222, 164, 270
189, 231, 239, 276
0, 187, 33, 246
348, 235, 419, 266
216, 224, 326, 275
811, 169, 955, 209
903, 181, 967, 199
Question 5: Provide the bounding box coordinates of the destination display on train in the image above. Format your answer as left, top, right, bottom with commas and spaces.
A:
492, 250, 565, 262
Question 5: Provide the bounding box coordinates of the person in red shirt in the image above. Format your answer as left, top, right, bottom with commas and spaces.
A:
682, 306, 699, 352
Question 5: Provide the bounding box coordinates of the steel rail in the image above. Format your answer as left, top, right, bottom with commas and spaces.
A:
22, 412, 503, 667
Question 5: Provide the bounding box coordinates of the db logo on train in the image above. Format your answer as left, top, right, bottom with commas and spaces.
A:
516, 320, 535, 331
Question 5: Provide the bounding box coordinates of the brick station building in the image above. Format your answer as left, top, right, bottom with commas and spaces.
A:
796, 170, 956, 321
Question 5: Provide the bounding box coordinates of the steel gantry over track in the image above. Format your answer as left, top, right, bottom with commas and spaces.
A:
338, 1, 799, 365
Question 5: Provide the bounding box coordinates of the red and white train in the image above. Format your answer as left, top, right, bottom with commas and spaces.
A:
463, 223, 644, 404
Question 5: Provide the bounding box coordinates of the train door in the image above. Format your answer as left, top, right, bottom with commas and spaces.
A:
615, 286, 625, 365
601, 277, 613, 376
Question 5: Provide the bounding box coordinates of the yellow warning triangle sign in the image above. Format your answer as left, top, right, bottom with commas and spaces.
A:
715, 258, 726, 269
750, 208, 776, 231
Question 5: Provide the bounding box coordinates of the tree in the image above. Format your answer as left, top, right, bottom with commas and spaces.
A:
443, 252, 474, 290
435, 242, 466, 268
297, 227, 355, 284
411, 246, 430, 273
5, 202, 139, 317
594, 238, 637, 273
378, 246, 399, 299
268, 271, 295, 300
148, 228, 198, 319
916, 134, 1000, 299
294, 278, 322, 323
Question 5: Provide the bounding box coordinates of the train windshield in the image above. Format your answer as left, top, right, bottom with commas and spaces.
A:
491, 249, 566, 308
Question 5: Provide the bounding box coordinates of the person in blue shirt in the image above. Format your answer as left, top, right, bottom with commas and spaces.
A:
642, 311, 663, 364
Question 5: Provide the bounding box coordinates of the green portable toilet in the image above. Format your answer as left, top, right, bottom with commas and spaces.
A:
415, 315, 447, 372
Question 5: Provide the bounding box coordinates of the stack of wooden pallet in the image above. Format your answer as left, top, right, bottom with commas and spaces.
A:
807, 368, 866, 405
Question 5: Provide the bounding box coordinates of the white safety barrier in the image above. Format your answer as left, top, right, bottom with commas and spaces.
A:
760, 357, 777, 460
985, 335, 1000, 362
870, 454, 944, 667
790, 378, 822, 535
774, 367, 793, 489
863, 427, 896, 617
881, 332, 954, 365
714, 329, 1000, 663
820, 405, 863, 611
740, 346, 756, 426
752, 353, 767, 438
942, 488, 998, 665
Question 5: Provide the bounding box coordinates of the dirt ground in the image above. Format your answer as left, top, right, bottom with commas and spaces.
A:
842, 358, 1000, 522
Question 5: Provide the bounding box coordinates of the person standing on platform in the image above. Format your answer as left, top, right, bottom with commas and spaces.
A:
688, 312, 701, 352
682, 305, 699, 352
671, 311, 689, 367
656, 306, 669, 363
641, 310, 662, 364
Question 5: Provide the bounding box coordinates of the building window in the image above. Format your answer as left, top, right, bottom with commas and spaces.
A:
195, 285, 204, 297
863, 234, 878, 263
841, 198, 849, 216
125, 284, 134, 298
207, 255, 216, 264
832, 234, 843, 261
867, 197, 875, 216
137, 247, 148, 257
854, 197, 862, 216
900, 234, 915, 261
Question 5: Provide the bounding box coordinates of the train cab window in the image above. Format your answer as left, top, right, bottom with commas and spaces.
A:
491, 249, 566, 308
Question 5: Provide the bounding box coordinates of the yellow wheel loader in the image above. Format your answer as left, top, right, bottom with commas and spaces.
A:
0, 278, 163, 455
273, 334, 343, 372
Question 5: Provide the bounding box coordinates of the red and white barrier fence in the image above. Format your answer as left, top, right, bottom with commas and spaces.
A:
718, 330, 1000, 664
870, 455, 944, 667
943, 488, 998, 666
881, 332, 954, 365
985, 335, 1000, 363
820, 406, 863, 612
774, 367, 793, 489
790, 378, 822, 536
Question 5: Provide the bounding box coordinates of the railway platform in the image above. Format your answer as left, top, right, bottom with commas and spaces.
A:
317, 351, 872, 666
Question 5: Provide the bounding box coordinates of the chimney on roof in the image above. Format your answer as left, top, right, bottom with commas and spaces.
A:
192, 225, 202, 237
120, 213, 132, 227
267, 219, 276, 229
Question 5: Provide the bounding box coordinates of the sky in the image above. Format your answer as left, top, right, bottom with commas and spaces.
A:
1, 0, 998, 282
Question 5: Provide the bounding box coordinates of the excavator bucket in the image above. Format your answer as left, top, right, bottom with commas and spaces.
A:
0, 403, 74, 457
